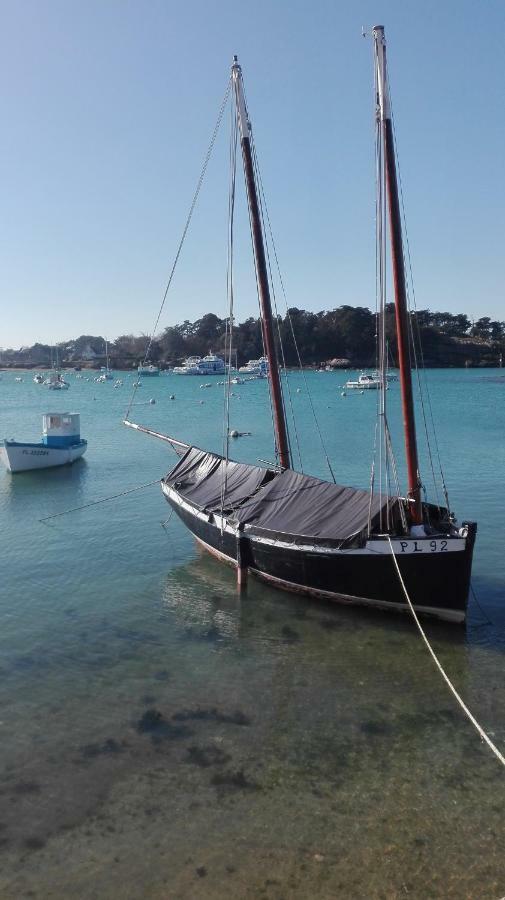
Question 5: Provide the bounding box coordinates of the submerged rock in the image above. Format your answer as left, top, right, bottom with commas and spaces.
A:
137, 709, 164, 733
210, 769, 259, 792
136, 708, 191, 742
173, 707, 251, 726
185, 745, 231, 768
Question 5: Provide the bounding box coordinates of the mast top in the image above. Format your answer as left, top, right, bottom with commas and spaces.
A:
373, 25, 391, 121
231, 54, 249, 141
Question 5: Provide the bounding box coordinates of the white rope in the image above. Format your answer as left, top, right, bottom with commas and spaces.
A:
387, 536, 505, 769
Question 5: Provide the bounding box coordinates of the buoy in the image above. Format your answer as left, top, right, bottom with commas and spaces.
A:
230, 429, 239, 438
169, 394, 175, 400
149, 398, 156, 404
341, 391, 346, 397
296, 388, 301, 393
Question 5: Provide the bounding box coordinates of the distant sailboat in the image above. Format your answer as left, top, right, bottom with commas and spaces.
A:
99, 339, 114, 380
44, 347, 70, 390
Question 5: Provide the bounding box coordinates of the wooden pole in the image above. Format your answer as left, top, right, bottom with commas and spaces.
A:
374, 27, 422, 525
232, 58, 291, 470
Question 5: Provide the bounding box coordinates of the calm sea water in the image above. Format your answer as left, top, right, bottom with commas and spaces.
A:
0, 367, 504, 899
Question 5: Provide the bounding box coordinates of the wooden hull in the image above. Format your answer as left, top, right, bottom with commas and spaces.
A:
162, 483, 477, 624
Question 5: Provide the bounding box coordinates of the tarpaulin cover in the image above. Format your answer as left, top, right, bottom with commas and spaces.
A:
166, 447, 399, 544
233, 467, 397, 543
165, 447, 272, 513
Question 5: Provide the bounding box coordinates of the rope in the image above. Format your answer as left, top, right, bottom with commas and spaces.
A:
469, 582, 493, 627
251, 140, 300, 471
124, 78, 232, 420
387, 536, 505, 769
251, 144, 337, 483
387, 72, 450, 513
39, 479, 161, 522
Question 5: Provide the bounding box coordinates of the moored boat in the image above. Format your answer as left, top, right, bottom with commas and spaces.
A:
100, 339, 114, 379
1, 413, 87, 473
173, 352, 226, 376
138, 364, 160, 376
125, 37, 477, 624
238, 356, 269, 377
345, 373, 383, 390
44, 371, 70, 390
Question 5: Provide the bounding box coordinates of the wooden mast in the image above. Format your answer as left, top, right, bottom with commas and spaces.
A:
231, 57, 291, 470
373, 26, 423, 526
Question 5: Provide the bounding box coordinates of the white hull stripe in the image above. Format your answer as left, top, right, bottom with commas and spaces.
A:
163, 483, 466, 557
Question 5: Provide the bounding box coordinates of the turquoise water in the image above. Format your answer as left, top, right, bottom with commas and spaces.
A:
0, 368, 504, 899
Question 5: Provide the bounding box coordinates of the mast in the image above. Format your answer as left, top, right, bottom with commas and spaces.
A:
231, 56, 291, 470
373, 26, 422, 526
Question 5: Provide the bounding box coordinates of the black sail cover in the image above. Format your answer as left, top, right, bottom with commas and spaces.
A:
165, 447, 399, 547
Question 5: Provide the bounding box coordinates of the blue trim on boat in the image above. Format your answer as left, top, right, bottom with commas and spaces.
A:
43, 434, 80, 448
3, 439, 87, 450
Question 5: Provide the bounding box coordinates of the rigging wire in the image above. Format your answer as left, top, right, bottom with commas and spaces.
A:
250, 138, 301, 472
124, 78, 232, 422
386, 71, 451, 514
250, 139, 338, 483
39, 478, 161, 523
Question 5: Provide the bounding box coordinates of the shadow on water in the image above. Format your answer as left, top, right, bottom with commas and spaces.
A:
161, 547, 505, 656
2, 457, 90, 516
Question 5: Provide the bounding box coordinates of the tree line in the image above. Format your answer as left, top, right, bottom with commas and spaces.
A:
2, 307, 504, 368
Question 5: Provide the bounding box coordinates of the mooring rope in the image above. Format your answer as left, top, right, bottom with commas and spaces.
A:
39, 479, 161, 523
387, 536, 505, 769
124, 78, 232, 421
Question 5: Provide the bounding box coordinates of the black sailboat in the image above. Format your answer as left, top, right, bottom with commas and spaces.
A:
126, 28, 476, 624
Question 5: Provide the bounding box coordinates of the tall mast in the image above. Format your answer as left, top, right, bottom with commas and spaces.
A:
373, 26, 422, 526
231, 57, 291, 470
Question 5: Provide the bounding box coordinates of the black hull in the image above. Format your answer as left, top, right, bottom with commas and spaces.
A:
164, 488, 476, 624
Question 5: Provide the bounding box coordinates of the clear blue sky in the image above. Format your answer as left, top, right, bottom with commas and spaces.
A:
1, 0, 504, 348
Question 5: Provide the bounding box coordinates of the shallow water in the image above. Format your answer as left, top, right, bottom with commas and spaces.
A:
0, 368, 504, 898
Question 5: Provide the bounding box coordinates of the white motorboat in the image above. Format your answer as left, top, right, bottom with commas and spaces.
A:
344, 373, 383, 390
238, 356, 268, 376
173, 356, 201, 375
1, 413, 87, 473
173, 352, 226, 376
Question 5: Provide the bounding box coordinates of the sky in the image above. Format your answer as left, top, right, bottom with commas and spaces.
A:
1, 0, 504, 348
